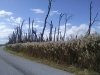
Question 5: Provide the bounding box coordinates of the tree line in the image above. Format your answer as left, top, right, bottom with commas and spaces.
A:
8, 0, 98, 44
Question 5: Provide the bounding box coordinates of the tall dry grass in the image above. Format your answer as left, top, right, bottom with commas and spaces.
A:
6, 34, 100, 72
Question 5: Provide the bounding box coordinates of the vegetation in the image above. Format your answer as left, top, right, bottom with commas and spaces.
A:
6, 0, 100, 74
7, 0, 72, 44
6, 34, 100, 73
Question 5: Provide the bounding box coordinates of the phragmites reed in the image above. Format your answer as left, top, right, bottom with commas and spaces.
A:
6, 34, 100, 72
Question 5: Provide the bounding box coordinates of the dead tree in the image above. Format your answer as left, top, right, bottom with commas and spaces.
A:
8, 36, 12, 44
12, 31, 16, 43
19, 20, 25, 42
60, 31, 62, 40
31, 19, 34, 41
63, 14, 72, 41
31, 19, 37, 41
46, 35, 49, 42
54, 27, 56, 42
15, 27, 19, 42
49, 21, 53, 41
23, 33, 28, 43
8, 31, 17, 44
32, 19, 34, 35
25, 33, 28, 42
86, 1, 98, 36
17, 26, 21, 43
28, 17, 31, 41
13, 20, 25, 43
41, 0, 53, 41
57, 13, 64, 41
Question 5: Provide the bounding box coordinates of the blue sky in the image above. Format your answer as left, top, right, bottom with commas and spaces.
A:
0, 0, 100, 44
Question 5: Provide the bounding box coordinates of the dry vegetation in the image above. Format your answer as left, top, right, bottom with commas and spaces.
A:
6, 0, 100, 74
6, 34, 100, 73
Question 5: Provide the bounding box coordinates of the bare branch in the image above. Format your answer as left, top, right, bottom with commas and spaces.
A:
41, 0, 53, 41
91, 13, 99, 25
86, 1, 98, 36
63, 14, 72, 41
54, 27, 56, 42
57, 13, 64, 41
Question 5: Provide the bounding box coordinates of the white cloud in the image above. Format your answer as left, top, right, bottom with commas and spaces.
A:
0, 23, 6, 29
0, 23, 14, 44
50, 10, 60, 16
7, 16, 23, 26
60, 23, 72, 29
24, 23, 39, 29
31, 8, 45, 14
22, 21, 43, 34
0, 10, 23, 44
0, 9, 99, 44
60, 24, 96, 38
0, 10, 13, 17
29, 23, 97, 40
0, 28, 13, 38
66, 24, 88, 36
36, 20, 44, 23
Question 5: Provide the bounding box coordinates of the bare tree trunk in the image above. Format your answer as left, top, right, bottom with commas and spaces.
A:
49, 21, 53, 41
57, 13, 64, 41
18, 27, 20, 43
32, 19, 34, 34
63, 14, 72, 41
31, 19, 37, 42
28, 17, 31, 41
31, 19, 34, 41
41, 0, 52, 41
60, 31, 62, 40
12, 31, 16, 43
15, 27, 19, 43
86, 1, 98, 36
19, 20, 25, 42
54, 27, 56, 42
87, 2, 92, 36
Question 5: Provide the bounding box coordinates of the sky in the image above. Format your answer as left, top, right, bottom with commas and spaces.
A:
0, 0, 100, 44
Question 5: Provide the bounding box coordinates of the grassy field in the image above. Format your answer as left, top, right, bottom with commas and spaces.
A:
6, 34, 100, 75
